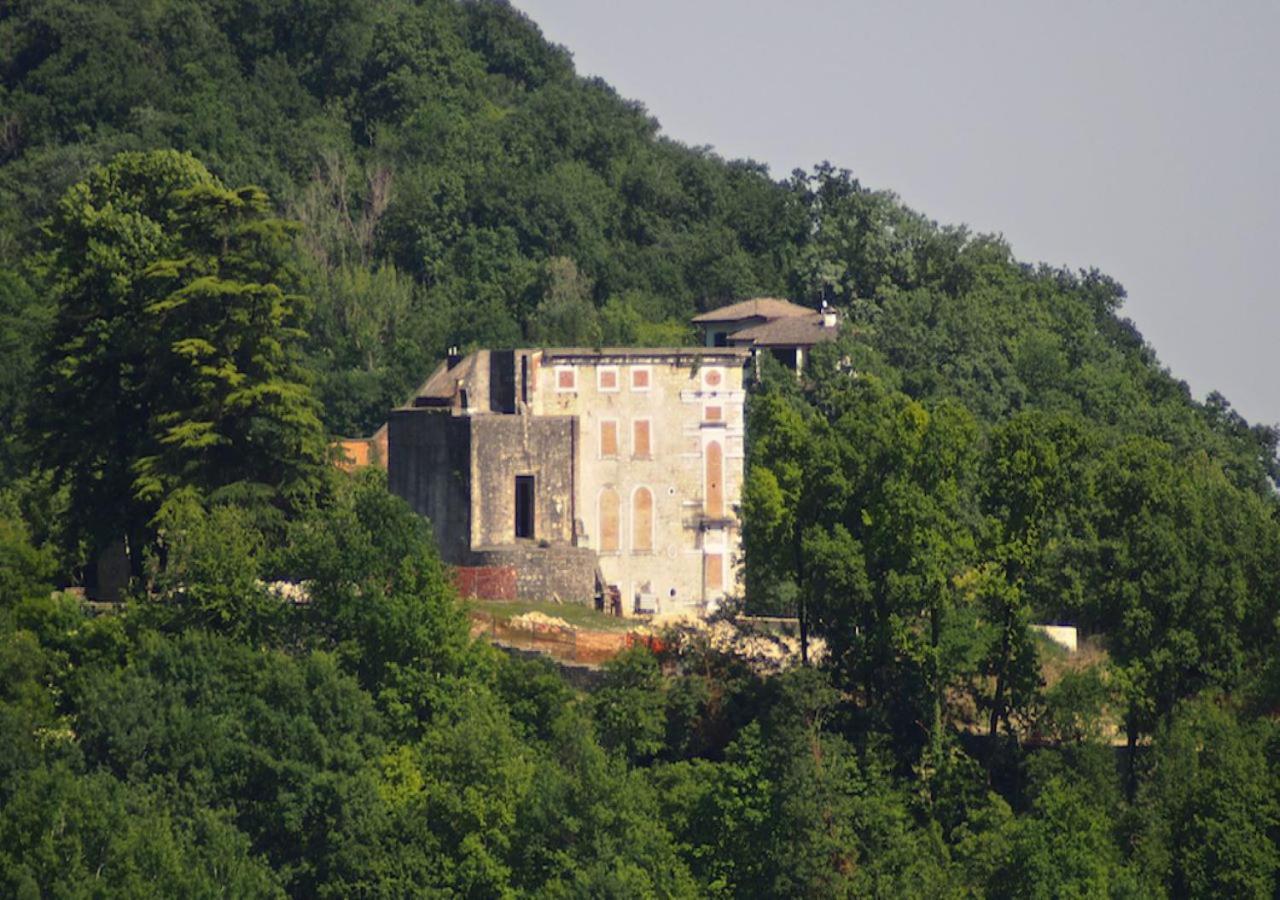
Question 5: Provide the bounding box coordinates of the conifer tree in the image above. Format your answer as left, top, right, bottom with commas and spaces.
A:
35, 150, 326, 576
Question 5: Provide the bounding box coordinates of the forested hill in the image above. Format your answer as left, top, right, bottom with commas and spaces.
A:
1, 0, 1276, 486
3, 1, 1280, 896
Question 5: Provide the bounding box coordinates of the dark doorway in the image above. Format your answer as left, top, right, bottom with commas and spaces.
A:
515, 475, 535, 539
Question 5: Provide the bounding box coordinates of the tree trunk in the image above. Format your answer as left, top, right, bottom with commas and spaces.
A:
1124, 714, 1139, 801
929, 602, 943, 768
795, 534, 809, 666
988, 620, 1012, 737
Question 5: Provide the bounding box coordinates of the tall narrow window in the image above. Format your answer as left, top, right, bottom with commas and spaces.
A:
600, 489, 620, 552
705, 441, 724, 518
515, 476, 535, 539
633, 419, 651, 457
705, 553, 724, 592
600, 420, 618, 458
633, 487, 654, 552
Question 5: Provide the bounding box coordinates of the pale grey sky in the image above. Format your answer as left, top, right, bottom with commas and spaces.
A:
514, 0, 1280, 426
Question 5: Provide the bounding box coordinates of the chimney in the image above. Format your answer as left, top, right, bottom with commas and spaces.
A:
446, 345, 462, 369
820, 300, 837, 329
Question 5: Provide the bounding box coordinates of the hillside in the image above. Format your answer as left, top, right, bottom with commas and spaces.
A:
3, 0, 1275, 478
1, 1, 1278, 896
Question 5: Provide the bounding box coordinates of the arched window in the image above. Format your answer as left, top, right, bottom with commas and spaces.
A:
599, 488, 620, 552
633, 487, 654, 552
705, 441, 724, 518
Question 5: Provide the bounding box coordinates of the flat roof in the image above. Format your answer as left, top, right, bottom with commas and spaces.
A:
540, 347, 750, 362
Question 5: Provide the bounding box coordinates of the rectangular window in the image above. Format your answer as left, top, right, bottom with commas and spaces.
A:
515, 476, 535, 539
706, 553, 724, 592
600, 420, 619, 458
630, 367, 651, 391
633, 419, 651, 457
704, 405, 723, 423
598, 367, 619, 391
555, 366, 576, 391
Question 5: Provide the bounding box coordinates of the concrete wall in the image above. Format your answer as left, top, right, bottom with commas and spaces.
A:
469, 415, 577, 548
388, 409, 472, 563
532, 350, 748, 616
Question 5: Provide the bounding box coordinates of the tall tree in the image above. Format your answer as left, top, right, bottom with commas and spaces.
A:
34, 150, 326, 577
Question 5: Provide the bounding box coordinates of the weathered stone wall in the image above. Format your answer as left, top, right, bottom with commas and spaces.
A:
469, 415, 577, 548
387, 409, 472, 563
468, 544, 598, 604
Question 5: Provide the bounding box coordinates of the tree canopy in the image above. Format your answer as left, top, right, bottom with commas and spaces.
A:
1, 1, 1278, 896
33, 150, 326, 575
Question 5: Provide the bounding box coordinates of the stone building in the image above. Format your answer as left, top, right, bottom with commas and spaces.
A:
388, 347, 749, 616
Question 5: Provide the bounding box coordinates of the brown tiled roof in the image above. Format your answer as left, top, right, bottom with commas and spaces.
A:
728, 313, 840, 347
416, 356, 473, 401
692, 297, 813, 323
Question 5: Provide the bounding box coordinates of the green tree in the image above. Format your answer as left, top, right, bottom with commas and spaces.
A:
1132, 698, 1279, 898
0, 764, 283, 899
591, 646, 666, 764
34, 150, 326, 577
1090, 440, 1279, 757
750, 370, 982, 763
527, 256, 602, 346
0, 501, 54, 607
283, 468, 476, 734
976, 412, 1098, 736
0, 270, 51, 484
990, 775, 1136, 899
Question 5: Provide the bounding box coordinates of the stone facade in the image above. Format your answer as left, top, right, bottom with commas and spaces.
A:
468, 544, 598, 604
388, 346, 749, 615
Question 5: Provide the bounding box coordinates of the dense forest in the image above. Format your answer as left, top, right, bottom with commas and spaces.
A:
1, 0, 1278, 896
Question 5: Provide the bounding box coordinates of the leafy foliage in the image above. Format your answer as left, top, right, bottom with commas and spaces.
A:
32, 150, 326, 578
1, 0, 1279, 894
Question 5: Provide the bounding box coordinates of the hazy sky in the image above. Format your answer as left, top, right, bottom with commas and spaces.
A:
513, 0, 1280, 426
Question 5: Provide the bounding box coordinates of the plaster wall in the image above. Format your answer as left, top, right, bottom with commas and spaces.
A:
532, 350, 747, 615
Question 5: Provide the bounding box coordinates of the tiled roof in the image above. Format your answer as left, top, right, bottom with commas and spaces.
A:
729, 313, 840, 347
692, 297, 814, 323
414, 354, 479, 403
